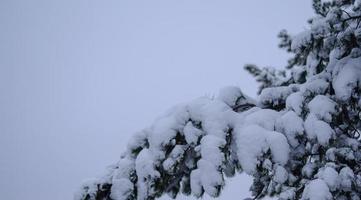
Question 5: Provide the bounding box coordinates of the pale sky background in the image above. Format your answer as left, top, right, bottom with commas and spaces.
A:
1, 1, 313, 200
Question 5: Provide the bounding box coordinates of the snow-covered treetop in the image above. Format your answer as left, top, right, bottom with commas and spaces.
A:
76, 1, 361, 200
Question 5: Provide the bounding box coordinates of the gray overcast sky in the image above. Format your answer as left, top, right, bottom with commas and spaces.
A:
1, 1, 313, 199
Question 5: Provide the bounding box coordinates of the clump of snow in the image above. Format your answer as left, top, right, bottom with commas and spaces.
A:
183, 121, 203, 145
162, 145, 186, 172
243, 109, 280, 131
200, 135, 226, 167
235, 124, 289, 174
259, 85, 299, 107
190, 169, 203, 197
274, 165, 288, 184
279, 188, 295, 200
187, 98, 233, 139
147, 104, 189, 160
302, 163, 317, 179
286, 91, 304, 115
110, 179, 133, 200
310, 17, 330, 39
306, 53, 321, 76
304, 114, 334, 146
276, 111, 304, 147
126, 130, 149, 157
74, 179, 100, 200
291, 67, 306, 83
291, 30, 312, 52
197, 159, 224, 197
217, 86, 255, 108
195, 135, 227, 196
110, 158, 135, 200
300, 77, 329, 96
316, 167, 339, 191
217, 86, 243, 107
308, 95, 337, 122
332, 56, 361, 101
339, 167, 354, 192
135, 149, 160, 200
301, 179, 332, 200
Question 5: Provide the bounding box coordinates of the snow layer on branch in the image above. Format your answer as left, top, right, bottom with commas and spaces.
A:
306, 53, 321, 76
110, 179, 133, 200
135, 149, 160, 200
243, 108, 280, 131
308, 95, 337, 122
197, 159, 224, 197
127, 130, 149, 157
183, 121, 203, 145
291, 30, 312, 52
186, 98, 233, 138
339, 167, 354, 192
331, 56, 361, 101
162, 145, 186, 172
200, 135, 226, 167
148, 105, 189, 160
110, 158, 135, 200
274, 165, 288, 184
286, 92, 304, 115
300, 76, 329, 95
75, 179, 101, 200
190, 169, 203, 197
279, 188, 296, 200
310, 17, 330, 39
193, 135, 227, 196
217, 86, 255, 107
234, 124, 289, 174
259, 85, 299, 107
276, 111, 304, 147
301, 179, 332, 200
304, 114, 334, 146
316, 167, 339, 191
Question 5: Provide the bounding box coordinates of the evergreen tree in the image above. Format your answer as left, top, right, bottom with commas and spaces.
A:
75, 1, 361, 199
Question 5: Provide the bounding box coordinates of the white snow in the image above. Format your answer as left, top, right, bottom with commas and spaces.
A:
300, 77, 329, 96
339, 167, 354, 192
110, 162, 135, 200
235, 124, 289, 175
74, 179, 100, 200
310, 17, 330, 39
291, 30, 312, 52
200, 135, 226, 167
276, 111, 304, 147
110, 179, 133, 200
308, 95, 337, 122
273, 165, 288, 184
147, 104, 189, 160
190, 169, 203, 197
197, 159, 224, 197
304, 114, 334, 146
286, 91, 304, 115
135, 149, 160, 200
316, 167, 339, 191
301, 179, 332, 200
306, 53, 320, 76
332, 56, 361, 101
279, 188, 295, 200
162, 145, 186, 172
183, 121, 203, 145
259, 85, 299, 107
217, 86, 255, 108
243, 108, 280, 131
194, 135, 227, 197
